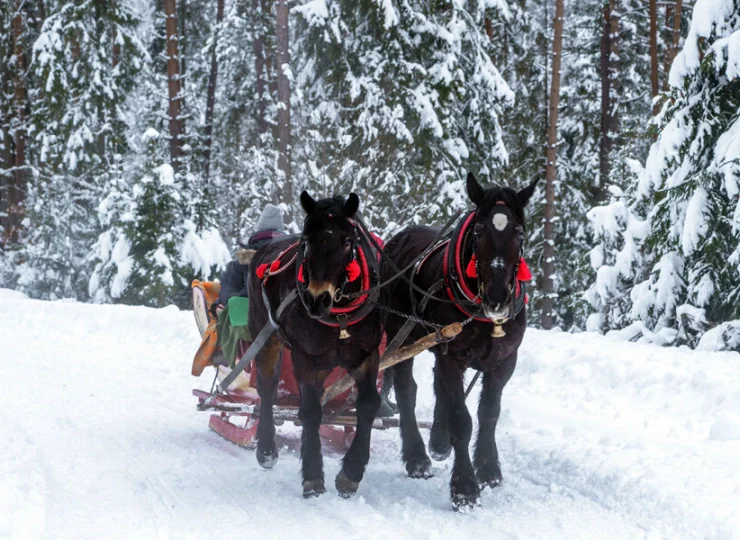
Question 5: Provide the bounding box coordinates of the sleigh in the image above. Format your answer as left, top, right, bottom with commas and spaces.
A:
191, 284, 460, 450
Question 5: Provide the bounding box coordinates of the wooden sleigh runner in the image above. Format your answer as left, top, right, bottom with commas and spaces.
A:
191, 283, 462, 450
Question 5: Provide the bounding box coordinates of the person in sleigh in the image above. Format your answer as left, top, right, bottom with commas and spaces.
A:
192, 204, 286, 376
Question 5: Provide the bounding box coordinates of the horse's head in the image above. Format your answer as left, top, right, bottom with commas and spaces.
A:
465, 172, 538, 323
298, 190, 360, 319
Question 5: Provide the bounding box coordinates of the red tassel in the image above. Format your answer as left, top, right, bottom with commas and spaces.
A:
270, 260, 281, 273
346, 260, 361, 282
516, 258, 532, 281
298, 264, 306, 283
465, 254, 478, 278
256, 263, 269, 279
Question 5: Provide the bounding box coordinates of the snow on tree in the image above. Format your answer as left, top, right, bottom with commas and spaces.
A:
90, 129, 230, 307
585, 173, 650, 334
589, 0, 740, 350
5, 0, 146, 300
292, 0, 513, 235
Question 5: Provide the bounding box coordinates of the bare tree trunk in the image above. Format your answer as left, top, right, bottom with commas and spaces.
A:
203, 0, 225, 182
484, 16, 493, 39
663, 0, 683, 89
541, 0, 564, 330
263, 0, 278, 142
253, 0, 268, 135
599, 0, 619, 191
0, 113, 10, 245
0, 23, 10, 241
275, 0, 293, 215
112, 0, 121, 69
36, 0, 46, 25
9, 0, 27, 244
164, 0, 183, 169
649, 0, 660, 114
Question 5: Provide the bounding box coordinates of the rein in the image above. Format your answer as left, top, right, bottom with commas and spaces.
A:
347, 213, 463, 305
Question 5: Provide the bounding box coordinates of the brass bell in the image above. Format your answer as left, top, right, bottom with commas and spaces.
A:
339, 328, 351, 340
491, 325, 506, 338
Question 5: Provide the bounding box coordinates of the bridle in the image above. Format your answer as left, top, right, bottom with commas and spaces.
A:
440, 203, 528, 327
468, 208, 526, 322
294, 217, 380, 339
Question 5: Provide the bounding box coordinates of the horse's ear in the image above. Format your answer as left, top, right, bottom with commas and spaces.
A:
517, 178, 539, 207
466, 172, 485, 206
344, 193, 359, 217
300, 191, 316, 214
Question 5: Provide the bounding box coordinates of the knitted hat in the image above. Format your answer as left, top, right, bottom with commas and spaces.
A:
254, 203, 285, 233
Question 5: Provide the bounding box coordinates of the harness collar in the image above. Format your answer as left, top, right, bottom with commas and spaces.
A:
257, 222, 380, 337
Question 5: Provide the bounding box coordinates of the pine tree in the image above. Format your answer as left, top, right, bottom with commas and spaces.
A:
293, 0, 513, 234
13, 0, 146, 299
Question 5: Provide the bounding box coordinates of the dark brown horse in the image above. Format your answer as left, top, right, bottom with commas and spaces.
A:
247, 192, 383, 498
382, 173, 538, 510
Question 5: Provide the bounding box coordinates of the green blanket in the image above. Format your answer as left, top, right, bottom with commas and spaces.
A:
217, 297, 252, 368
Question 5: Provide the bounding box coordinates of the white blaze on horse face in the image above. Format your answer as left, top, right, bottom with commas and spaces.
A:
492, 213, 508, 231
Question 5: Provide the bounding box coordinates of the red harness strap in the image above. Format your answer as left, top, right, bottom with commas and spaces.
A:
259, 239, 376, 328
255, 241, 300, 281
328, 245, 372, 320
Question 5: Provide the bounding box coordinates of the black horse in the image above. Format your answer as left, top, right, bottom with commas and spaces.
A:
382, 173, 538, 510
247, 192, 383, 498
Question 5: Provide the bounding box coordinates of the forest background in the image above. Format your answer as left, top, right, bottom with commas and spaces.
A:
1, 0, 739, 351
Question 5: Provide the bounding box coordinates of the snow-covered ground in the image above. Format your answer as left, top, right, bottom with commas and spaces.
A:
1, 289, 739, 539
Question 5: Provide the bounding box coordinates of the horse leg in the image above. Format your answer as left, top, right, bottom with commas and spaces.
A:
429, 360, 452, 461
336, 350, 381, 497
437, 357, 479, 511
254, 335, 283, 469
474, 355, 516, 489
296, 362, 329, 498
392, 358, 432, 478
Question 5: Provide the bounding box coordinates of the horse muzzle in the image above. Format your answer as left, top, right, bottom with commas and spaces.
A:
304, 282, 335, 319
484, 303, 510, 324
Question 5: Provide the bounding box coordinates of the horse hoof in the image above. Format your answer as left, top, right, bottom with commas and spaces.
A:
335, 470, 360, 498
451, 493, 481, 513
256, 447, 278, 469
302, 479, 326, 498
477, 469, 502, 489
428, 439, 452, 461
407, 456, 434, 479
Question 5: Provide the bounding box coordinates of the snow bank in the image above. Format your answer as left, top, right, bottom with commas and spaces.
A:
0, 288, 28, 299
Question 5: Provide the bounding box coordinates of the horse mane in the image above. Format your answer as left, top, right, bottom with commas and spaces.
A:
476, 186, 527, 229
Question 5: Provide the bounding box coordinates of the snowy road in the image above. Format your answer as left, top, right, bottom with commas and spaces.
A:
1, 290, 739, 539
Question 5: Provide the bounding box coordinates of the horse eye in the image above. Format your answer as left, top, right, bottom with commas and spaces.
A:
344, 238, 352, 249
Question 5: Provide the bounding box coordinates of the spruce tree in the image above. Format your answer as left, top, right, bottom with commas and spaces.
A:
293, 0, 513, 234
589, 0, 740, 349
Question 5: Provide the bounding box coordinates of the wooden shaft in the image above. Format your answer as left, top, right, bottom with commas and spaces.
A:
320, 322, 463, 406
